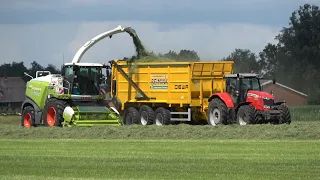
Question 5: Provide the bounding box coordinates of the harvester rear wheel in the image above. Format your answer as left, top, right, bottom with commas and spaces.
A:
154, 107, 171, 126
207, 98, 228, 126
275, 104, 291, 124
21, 106, 35, 128
139, 105, 155, 125
236, 105, 256, 125
123, 107, 139, 125
43, 98, 67, 127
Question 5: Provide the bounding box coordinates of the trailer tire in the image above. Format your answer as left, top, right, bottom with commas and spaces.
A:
236, 105, 256, 125
43, 98, 67, 127
207, 98, 228, 126
139, 105, 155, 125
123, 107, 139, 125
275, 104, 291, 124
21, 106, 35, 128
154, 107, 171, 126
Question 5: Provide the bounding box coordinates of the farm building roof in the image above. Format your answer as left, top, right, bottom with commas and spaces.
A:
261, 80, 308, 97
0, 77, 26, 103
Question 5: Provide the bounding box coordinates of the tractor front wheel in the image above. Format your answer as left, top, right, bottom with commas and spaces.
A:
275, 104, 291, 124
236, 105, 256, 125
21, 106, 35, 128
43, 98, 67, 127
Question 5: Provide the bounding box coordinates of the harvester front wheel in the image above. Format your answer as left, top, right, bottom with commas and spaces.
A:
207, 98, 228, 126
154, 107, 171, 126
236, 105, 256, 125
139, 105, 155, 125
275, 104, 291, 124
123, 107, 139, 125
43, 98, 67, 127
21, 106, 35, 128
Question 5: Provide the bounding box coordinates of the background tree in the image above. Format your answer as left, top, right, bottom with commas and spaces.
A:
221, 48, 262, 74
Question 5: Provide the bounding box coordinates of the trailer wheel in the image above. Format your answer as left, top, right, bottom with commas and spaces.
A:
275, 104, 291, 124
43, 98, 67, 127
207, 98, 228, 126
154, 107, 171, 126
236, 105, 256, 125
123, 107, 139, 125
139, 105, 155, 125
21, 106, 35, 128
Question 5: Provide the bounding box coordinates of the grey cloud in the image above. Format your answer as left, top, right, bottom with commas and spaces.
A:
1, 0, 318, 25
0, 21, 280, 68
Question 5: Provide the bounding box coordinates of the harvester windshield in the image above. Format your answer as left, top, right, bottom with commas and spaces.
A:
62, 64, 104, 95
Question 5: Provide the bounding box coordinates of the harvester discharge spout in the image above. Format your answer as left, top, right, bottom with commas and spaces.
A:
71, 25, 147, 64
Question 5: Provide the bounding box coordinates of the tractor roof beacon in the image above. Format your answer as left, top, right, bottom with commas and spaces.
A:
21, 25, 140, 128
207, 72, 291, 126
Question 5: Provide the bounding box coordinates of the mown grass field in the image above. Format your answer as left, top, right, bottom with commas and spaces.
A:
0, 106, 320, 179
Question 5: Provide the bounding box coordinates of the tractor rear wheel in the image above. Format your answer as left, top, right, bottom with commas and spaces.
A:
123, 107, 139, 125
236, 105, 256, 125
139, 105, 155, 125
275, 104, 291, 124
21, 106, 35, 128
43, 98, 67, 127
154, 107, 171, 126
207, 98, 228, 126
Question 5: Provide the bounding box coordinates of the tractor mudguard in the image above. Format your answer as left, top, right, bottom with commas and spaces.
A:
21, 97, 42, 124
208, 92, 234, 108
235, 102, 252, 111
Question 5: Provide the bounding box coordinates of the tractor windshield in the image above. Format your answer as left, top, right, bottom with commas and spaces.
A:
63, 65, 102, 95
241, 77, 261, 91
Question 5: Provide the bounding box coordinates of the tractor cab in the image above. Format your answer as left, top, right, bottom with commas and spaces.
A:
61, 63, 109, 96
225, 73, 276, 110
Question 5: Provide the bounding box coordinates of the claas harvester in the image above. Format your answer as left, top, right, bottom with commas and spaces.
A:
21, 25, 143, 128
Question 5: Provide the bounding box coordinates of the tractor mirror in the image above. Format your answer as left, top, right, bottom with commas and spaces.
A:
272, 78, 276, 84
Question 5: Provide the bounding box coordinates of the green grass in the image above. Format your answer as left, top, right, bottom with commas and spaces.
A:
1, 106, 320, 179
1, 119, 320, 140
1, 139, 319, 180
290, 105, 320, 121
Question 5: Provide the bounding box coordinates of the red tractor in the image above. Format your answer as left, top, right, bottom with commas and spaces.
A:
207, 73, 291, 125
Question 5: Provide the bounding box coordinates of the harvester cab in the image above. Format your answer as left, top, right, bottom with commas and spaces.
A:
207, 72, 291, 126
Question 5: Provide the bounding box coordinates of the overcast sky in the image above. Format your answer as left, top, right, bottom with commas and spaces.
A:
0, 0, 319, 68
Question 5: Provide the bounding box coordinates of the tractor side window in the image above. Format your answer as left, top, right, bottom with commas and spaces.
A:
226, 78, 237, 94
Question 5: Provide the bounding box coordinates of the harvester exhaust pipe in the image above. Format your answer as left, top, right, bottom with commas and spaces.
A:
71, 25, 147, 64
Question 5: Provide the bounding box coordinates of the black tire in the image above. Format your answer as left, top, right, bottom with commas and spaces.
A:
123, 107, 139, 125
275, 104, 291, 124
139, 105, 155, 125
236, 105, 257, 125
207, 98, 229, 126
21, 106, 35, 128
43, 98, 67, 127
154, 107, 171, 126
